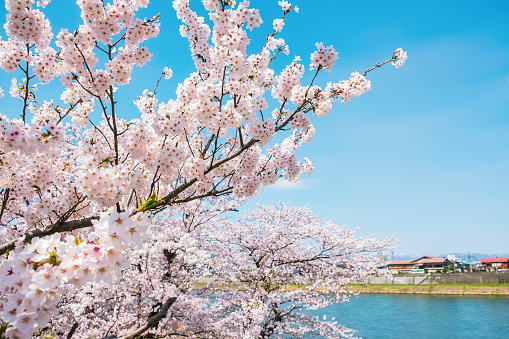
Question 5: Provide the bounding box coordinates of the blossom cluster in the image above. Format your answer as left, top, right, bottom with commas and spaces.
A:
328, 71, 372, 105
278, 1, 298, 12
392, 47, 408, 68
0, 211, 148, 338
310, 42, 339, 72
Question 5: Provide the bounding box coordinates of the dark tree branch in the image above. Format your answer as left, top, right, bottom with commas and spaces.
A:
161, 139, 256, 207
21, 43, 32, 123
0, 216, 98, 256
114, 297, 177, 339
171, 186, 233, 204
66, 322, 79, 339
0, 188, 10, 223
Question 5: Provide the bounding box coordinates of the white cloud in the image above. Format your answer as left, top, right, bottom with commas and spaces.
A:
270, 178, 311, 190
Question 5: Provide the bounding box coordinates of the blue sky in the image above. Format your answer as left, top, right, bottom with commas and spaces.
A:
1, 1, 508, 256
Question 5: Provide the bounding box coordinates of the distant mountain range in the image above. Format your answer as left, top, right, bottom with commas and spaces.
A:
441, 252, 509, 261
388, 252, 509, 262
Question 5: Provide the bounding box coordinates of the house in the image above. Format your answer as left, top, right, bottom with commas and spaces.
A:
387, 256, 453, 273
387, 260, 415, 273
411, 256, 453, 272
480, 258, 509, 270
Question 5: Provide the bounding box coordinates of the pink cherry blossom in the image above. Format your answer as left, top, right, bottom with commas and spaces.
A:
393, 47, 408, 68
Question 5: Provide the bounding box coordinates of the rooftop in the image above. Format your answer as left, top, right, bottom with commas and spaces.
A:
480, 258, 509, 264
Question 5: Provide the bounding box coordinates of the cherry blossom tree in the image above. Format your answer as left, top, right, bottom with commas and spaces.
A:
0, 0, 406, 337
201, 203, 395, 338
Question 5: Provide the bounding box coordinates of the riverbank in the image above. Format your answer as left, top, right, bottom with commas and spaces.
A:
352, 283, 509, 295
195, 281, 509, 295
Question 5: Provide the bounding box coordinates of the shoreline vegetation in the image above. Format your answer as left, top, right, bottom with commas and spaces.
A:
351, 283, 509, 295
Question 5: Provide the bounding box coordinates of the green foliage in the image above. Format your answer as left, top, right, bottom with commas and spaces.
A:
137, 192, 165, 212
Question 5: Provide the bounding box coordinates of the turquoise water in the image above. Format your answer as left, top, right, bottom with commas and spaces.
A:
310, 294, 509, 339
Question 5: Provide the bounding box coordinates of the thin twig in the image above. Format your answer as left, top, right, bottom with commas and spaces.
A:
363, 55, 397, 76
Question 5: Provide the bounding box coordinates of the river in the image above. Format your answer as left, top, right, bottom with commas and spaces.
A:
309, 294, 509, 339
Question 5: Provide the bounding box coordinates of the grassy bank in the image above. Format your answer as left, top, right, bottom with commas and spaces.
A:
194, 281, 509, 295
351, 283, 509, 295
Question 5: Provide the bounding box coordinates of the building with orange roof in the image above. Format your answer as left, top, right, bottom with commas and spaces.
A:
387, 256, 453, 273
480, 258, 508, 270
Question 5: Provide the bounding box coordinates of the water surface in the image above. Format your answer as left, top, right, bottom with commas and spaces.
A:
310, 294, 509, 339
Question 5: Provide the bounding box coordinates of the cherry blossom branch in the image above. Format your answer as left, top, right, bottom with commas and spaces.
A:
88, 118, 114, 151
107, 83, 121, 213
160, 139, 256, 207
201, 133, 215, 158
238, 127, 245, 147
274, 98, 288, 125
218, 66, 227, 111
107, 46, 120, 167
152, 72, 164, 95
0, 216, 98, 256
0, 188, 10, 224
74, 43, 96, 83
363, 54, 398, 76
113, 297, 177, 339
21, 43, 32, 123
305, 69, 321, 98
260, 305, 284, 338
0, 196, 93, 255
57, 99, 83, 124
172, 187, 233, 204
66, 322, 79, 339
